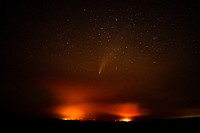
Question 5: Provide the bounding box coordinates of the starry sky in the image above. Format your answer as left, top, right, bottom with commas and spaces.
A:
2, 0, 200, 120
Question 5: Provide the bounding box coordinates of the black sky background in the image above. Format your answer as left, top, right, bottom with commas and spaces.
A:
1, 0, 200, 119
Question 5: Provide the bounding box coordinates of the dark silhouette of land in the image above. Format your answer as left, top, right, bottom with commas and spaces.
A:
1, 117, 199, 131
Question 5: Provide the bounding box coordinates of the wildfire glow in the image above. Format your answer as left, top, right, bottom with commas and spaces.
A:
110, 103, 142, 118
55, 104, 89, 120
62, 118, 75, 120
119, 118, 132, 122
56, 103, 144, 120
42, 80, 146, 120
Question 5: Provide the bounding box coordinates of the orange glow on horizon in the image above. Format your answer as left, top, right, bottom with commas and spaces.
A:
55, 104, 90, 120
119, 118, 132, 122
55, 103, 145, 120
40, 79, 147, 120
112, 103, 142, 117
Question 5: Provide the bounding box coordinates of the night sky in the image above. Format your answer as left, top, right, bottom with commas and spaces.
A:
2, 0, 200, 120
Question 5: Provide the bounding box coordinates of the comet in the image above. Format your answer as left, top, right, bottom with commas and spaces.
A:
99, 55, 109, 75
98, 43, 120, 75
98, 69, 102, 75
98, 30, 127, 75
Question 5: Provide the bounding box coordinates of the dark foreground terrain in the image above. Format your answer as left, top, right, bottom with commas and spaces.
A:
1, 117, 199, 131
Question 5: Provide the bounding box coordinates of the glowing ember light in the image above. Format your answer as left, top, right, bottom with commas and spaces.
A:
45, 81, 145, 120
119, 118, 132, 122
56, 105, 86, 120
62, 118, 73, 120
